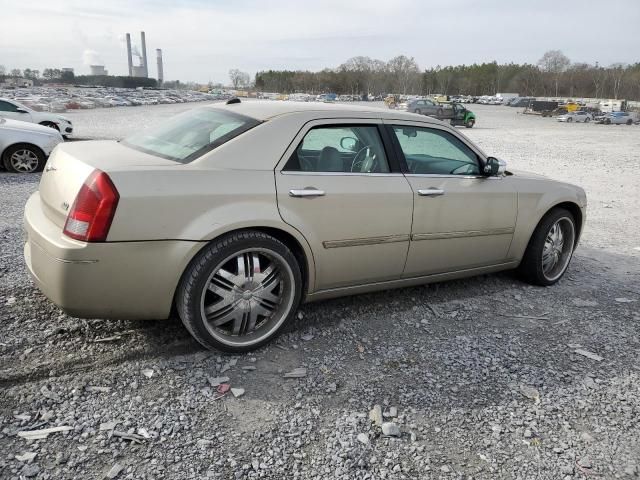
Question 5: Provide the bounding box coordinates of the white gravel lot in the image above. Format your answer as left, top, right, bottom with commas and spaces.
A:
1, 101, 639, 480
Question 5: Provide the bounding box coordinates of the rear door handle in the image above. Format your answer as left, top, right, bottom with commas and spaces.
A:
289, 188, 326, 198
417, 188, 445, 197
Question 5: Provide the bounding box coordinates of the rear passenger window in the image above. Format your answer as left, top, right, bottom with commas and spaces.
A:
392, 126, 480, 176
284, 125, 390, 173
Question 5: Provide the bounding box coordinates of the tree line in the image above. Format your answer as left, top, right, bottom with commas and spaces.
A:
252, 51, 640, 100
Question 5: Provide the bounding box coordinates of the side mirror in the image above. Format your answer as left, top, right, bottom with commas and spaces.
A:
484, 157, 507, 176
340, 136, 357, 151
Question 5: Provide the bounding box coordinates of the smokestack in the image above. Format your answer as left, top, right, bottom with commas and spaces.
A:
140, 31, 148, 78
126, 33, 133, 77
156, 49, 164, 85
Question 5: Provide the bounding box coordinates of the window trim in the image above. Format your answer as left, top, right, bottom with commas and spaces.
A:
383, 122, 488, 176
280, 121, 403, 175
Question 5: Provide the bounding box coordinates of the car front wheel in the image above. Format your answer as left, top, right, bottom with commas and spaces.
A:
176, 230, 302, 352
2, 144, 46, 173
518, 208, 576, 286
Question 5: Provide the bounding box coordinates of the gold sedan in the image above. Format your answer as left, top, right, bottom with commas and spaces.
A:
24, 100, 587, 352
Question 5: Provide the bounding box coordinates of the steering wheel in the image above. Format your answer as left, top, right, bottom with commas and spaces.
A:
299, 155, 314, 171
351, 145, 376, 173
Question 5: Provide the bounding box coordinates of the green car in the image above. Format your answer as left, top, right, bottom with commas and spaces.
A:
448, 103, 476, 128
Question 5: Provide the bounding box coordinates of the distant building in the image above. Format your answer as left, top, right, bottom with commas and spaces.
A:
131, 66, 146, 78
90, 65, 108, 76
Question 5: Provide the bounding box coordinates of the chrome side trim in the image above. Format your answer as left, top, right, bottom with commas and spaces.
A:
411, 227, 515, 241
281, 171, 404, 177
323, 234, 410, 249
405, 173, 484, 179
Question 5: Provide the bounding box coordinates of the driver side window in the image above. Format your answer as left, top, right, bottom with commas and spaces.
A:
284, 125, 390, 173
392, 126, 480, 176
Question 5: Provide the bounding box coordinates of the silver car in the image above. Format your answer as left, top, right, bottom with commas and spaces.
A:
1, 118, 63, 173
557, 111, 592, 123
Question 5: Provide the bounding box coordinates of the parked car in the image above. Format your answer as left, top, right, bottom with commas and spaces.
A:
24, 100, 587, 352
401, 98, 446, 116
1, 118, 63, 173
0, 98, 73, 137
602, 111, 638, 125
557, 111, 592, 123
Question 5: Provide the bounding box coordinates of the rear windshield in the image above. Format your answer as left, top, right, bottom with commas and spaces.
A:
121, 108, 261, 163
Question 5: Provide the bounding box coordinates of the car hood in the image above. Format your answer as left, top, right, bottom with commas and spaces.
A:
0, 118, 60, 136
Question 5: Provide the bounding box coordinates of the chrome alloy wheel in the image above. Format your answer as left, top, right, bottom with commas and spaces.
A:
10, 149, 39, 173
541, 217, 575, 281
200, 248, 295, 347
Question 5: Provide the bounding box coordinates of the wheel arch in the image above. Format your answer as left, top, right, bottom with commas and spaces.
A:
174, 224, 315, 310
2, 142, 45, 159
509, 199, 584, 264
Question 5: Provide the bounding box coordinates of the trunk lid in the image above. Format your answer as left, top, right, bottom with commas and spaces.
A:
39, 140, 177, 228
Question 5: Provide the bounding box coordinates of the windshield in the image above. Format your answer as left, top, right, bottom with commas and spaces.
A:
121, 107, 261, 163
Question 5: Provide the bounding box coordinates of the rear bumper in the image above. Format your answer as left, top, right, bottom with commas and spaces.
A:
24, 192, 204, 320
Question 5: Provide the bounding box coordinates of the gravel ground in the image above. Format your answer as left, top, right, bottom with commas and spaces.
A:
1, 103, 639, 479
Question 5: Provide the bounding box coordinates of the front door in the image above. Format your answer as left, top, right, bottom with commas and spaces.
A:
276, 121, 414, 290
0, 100, 32, 122
387, 122, 517, 277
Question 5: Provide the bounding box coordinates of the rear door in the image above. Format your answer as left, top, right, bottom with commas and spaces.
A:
275, 120, 413, 290
386, 121, 517, 277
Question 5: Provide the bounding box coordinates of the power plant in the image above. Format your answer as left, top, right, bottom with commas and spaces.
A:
125, 31, 163, 83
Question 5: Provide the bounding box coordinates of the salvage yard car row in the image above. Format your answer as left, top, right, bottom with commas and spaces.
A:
0, 86, 216, 113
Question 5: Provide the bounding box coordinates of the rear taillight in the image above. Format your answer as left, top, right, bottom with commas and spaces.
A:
63, 170, 119, 242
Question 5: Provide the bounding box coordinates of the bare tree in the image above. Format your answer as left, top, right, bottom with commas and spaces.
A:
538, 50, 570, 97
609, 63, 626, 99
229, 69, 250, 89
387, 55, 420, 94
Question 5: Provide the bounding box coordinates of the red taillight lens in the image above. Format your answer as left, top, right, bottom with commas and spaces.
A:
63, 170, 119, 242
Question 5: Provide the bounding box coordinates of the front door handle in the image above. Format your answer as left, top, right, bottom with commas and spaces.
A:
417, 188, 445, 197
289, 188, 326, 198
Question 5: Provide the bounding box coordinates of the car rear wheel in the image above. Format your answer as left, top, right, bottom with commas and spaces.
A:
39, 121, 60, 131
415, 109, 422, 115
518, 208, 576, 286
465, 119, 475, 128
2, 144, 45, 173
176, 230, 302, 352
567, 117, 573, 122
584, 117, 590, 123
627, 119, 633, 125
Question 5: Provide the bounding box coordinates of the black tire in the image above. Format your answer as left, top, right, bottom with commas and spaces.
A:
567, 117, 573, 122
415, 109, 422, 115
437, 108, 444, 116
176, 230, 303, 352
605, 118, 611, 125
584, 117, 590, 123
627, 119, 633, 125
39, 121, 60, 131
518, 208, 576, 286
2, 143, 46, 173
465, 119, 475, 128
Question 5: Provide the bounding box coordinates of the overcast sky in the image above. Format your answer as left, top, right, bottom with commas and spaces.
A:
1, 0, 638, 83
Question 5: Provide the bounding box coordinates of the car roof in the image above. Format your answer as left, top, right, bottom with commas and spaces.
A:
205, 100, 441, 123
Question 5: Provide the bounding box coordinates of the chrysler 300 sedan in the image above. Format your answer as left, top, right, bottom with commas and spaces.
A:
24, 100, 587, 352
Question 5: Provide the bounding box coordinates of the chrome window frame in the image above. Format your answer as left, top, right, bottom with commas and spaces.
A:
275, 118, 399, 175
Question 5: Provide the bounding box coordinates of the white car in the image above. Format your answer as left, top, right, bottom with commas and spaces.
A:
557, 111, 592, 123
0, 98, 74, 137
0, 118, 63, 173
